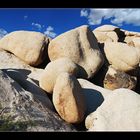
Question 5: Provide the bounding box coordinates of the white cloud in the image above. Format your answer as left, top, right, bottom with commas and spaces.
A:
80, 9, 88, 17
80, 9, 140, 26
0, 28, 8, 39
31, 22, 42, 30
44, 26, 57, 38
24, 15, 28, 20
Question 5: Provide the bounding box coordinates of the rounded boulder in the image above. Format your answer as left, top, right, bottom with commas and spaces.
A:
53, 73, 86, 123
39, 57, 79, 93
0, 31, 49, 66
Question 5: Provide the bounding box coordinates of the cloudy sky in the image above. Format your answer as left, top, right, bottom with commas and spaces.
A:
0, 8, 140, 39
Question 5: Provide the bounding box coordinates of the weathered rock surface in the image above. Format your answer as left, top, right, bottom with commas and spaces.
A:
2, 69, 53, 111
0, 31, 49, 66
53, 73, 86, 123
0, 70, 76, 131
48, 25, 104, 78
104, 66, 137, 90
39, 57, 79, 94
104, 42, 140, 71
0, 50, 43, 84
85, 88, 140, 131
1, 25, 140, 131
78, 79, 111, 115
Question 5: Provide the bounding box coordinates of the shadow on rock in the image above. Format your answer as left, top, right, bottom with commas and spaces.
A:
89, 64, 108, 87
114, 28, 126, 42
83, 88, 104, 115
73, 88, 105, 131
2, 68, 54, 110
36, 40, 51, 69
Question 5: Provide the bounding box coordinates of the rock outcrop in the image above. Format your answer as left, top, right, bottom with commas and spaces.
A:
1, 24, 140, 131
0, 70, 76, 131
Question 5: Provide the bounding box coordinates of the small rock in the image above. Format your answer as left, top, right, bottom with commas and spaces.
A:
104, 66, 137, 90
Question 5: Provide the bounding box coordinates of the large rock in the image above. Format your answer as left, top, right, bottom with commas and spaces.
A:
85, 88, 140, 131
0, 31, 49, 66
39, 57, 80, 93
48, 25, 104, 79
0, 50, 53, 110
2, 69, 53, 111
104, 66, 137, 90
104, 42, 140, 72
78, 79, 111, 115
0, 70, 76, 131
53, 73, 86, 123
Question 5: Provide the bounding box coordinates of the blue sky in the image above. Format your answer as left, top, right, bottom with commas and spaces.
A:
1, 8, 140, 38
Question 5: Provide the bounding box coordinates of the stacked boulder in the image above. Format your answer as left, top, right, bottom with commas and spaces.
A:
0, 25, 105, 128
78, 79, 140, 131
48, 25, 104, 79
39, 25, 104, 123
0, 31, 76, 131
1, 24, 140, 131
93, 24, 140, 91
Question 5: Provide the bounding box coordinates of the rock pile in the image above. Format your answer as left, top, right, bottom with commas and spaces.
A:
0, 24, 140, 131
